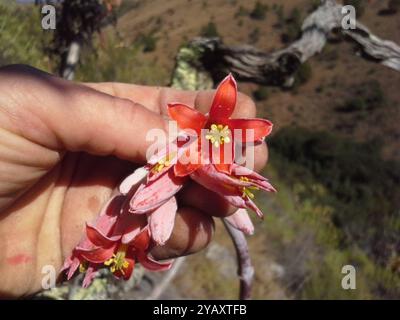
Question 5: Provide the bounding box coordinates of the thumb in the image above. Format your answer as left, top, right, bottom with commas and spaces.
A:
0, 65, 166, 163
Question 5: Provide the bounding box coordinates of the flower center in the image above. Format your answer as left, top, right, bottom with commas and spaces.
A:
240, 176, 259, 199
205, 124, 231, 148
104, 244, 130, 275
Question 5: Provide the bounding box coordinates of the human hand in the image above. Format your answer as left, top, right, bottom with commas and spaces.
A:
0, 65, 268, 297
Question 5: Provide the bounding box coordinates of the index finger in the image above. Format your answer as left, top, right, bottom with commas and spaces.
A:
84, 82, 257, 118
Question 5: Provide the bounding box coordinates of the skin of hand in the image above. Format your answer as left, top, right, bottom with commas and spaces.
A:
0, 64, 268, 297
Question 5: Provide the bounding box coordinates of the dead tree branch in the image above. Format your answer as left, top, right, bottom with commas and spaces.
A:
189, 0, 400, 86
223, 219, 254, 300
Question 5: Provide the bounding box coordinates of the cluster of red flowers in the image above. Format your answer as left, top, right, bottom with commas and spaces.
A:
62, 74, 275, 287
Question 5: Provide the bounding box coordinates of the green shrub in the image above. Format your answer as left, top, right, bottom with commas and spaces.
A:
250, 1, 268, 20
0, 4, 52, 70
342, 97, 367, 111
200, 21, 219, 38
259, 135, 400, 298
75, 36, 168, 85
339, 81, 386, 112
270, 127, 400, 270
281, 7, 302, 43
136, 32, 158, 52
293, 62, 312, 87
234, 5, 248, 18
274, 4, 285, 27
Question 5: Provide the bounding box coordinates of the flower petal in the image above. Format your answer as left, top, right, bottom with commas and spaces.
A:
75, 195, 124, 250
214, 163, 232, 174
225, 209, 254, 235
76, 245, 117, 264
174, 161, 202, 177
86, 223, 121, 247
114, 213, 147, 244
129, 170, 185, 213
147, 143, 180, 182
190, 165, 238, 197
119, 167, 148, 195
191, 164, 265, 218
174, 139, 204, 177
113, 258, 135, 280
245, 198, 264, 219
136, 251, 173, 271
232, 164, 276, 192
168, 103, 208, 134
229, 118, 273, 142
132, 228, 151, 250
61, 256, 80, 280
148, 197, 178, 245
121, 226, 142, 245
209, 74, 237, 120
211, 141, 235, 174
82, 266, 98, 288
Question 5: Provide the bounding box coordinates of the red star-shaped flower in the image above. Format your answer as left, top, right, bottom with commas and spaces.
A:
168, 74, 273, 175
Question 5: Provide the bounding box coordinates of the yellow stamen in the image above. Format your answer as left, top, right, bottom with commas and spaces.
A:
239, 176, 259, 199
152, 152, 175, 173
205, 123, 231, 148
104, 244, 130, 275
79, 262, 88, 273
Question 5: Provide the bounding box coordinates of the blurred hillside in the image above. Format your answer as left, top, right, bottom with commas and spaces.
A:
1, 0, 400, 299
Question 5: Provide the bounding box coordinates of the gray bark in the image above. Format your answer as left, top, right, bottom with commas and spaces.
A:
223, 219, 255, 300
61, 41, 81, 80
190, 0, 400, 86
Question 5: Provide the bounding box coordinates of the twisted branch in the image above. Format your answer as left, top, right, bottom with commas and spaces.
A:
188, 0, 400, 86
223, 219, 255, 300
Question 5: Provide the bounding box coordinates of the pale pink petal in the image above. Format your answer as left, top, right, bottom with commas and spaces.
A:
191, 164, 265, 218
147, 142, 179, 165
232, 164, 276, 192
119, 167, 148, 195
61, 256, 80, 280
114, 214, 147, 244
245, 198, 264, 219
221, 194, 249, 208
147, 142, 186, 182
225, 209, 254, 235
129, 169, 185, 214
148, 197, 178, 245
193, 164, 275, 194
82, 266, 98, 288
191, 168, 249, 208
121, 227, 142, 245
190, 164, 235, 194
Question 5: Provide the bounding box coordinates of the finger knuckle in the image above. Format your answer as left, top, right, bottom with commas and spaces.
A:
236, 91, 256, 118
